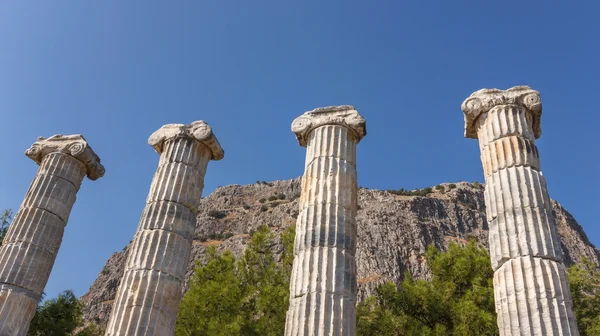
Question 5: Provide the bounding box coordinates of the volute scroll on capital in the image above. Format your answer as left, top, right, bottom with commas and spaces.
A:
148, 120, 224, 160
461, 85, 542, 139
291, 105, 367, 147
25, 134, 105, 180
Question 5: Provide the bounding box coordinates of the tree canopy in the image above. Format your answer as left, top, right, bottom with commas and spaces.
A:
357, 240, 497, 336
175, 225, 295, 336
568, 258, 600, 335
28, 290, 102, 336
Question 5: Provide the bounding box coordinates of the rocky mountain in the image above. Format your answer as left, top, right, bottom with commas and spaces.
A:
80, 179, 600, 329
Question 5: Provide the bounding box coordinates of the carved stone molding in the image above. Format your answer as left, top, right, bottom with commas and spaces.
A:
291, 105, 367, 147
25, 134, 105, 180
461, 86, 542, 139
148, 121, 224, 160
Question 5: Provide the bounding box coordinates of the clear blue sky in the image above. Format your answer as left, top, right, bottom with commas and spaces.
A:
1, 1, 598, 299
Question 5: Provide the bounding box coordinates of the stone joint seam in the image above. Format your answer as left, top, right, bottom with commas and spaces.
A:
1, 236, 59, 261
484, 164, 541, 180
121, 267, 184, 283
495, 254, 563, 270
14, 206, 67, 229
37, 171, 81, 191
297, 202, 356, 215
304, 156, 357, 171
486, 203, 550, 222
145, 199, 198, 215
292, 289, 356, 299
0, 281, 40, 298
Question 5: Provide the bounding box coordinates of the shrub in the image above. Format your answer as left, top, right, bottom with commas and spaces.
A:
268, 196, 278, 202
449, 183, 457, 189
243, 203, 251, 210
277, 193, 286, 200
435, 185, 444, 191
270, 202, 279, 208
260, 205, 268, 212
259, 198, 267, 203
421, 187, 433, 196
223, 232, 234, 240
473, 181, 482, 189
207, 210, 226, 219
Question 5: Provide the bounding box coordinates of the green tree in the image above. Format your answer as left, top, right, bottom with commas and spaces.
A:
28, 290, 82, 336
568, 258, 600, 335
175, 225, 295, 336
0, 209, 13, 244
28, 290, 103, 336
357, 240, 497, 336
176, 248, 246, 335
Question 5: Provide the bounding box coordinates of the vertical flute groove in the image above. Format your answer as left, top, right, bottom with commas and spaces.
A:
0, 134, 103, 336
463, 87, 578, 336
106, 122, 222, 336
287, 107, 366, 336
106, 138, 210, 336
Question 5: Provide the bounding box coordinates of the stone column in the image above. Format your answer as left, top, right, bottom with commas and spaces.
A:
0, 135, 104, 336
105, 121, 223, 336
285, 106, 366, 336
462, 86, 579, 335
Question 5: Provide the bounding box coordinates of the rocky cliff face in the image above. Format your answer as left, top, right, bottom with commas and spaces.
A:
80, 179, 600, 329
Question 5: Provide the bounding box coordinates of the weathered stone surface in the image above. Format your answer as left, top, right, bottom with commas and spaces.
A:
25, 134, 105, 181
463, 86, 579, 335
80, 180, 600, 331
0, 136, 104, 336
291, 105, 366, 147
105, 121, 222, 336
286, 107, 365, 336
494, 256, 578, 335
461, 86, 542, 139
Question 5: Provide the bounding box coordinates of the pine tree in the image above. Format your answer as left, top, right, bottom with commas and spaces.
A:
568, 258, 600, 335
357, 240, 497, 336
175, 225, 295, 336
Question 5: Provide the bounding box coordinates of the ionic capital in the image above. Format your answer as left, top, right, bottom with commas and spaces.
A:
461, 86, 542, 139
291, 105, 366, 147
25, 134, 105, 180
148, 121, 224, 160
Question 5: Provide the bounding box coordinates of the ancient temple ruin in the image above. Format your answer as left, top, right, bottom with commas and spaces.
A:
0, 135, 104, 336
285, 106, 366, 336
0, 87, 586, 336
105, 121, 223, 335
462, 86, 579, 335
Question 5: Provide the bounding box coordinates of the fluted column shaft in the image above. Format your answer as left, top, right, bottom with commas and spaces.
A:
0, 135, 104, 336
286, 106, 366, 336
106, 121, 223, 336
463, 86, 578, 335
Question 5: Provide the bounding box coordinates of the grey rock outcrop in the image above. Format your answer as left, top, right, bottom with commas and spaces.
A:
81, 179, 599, 331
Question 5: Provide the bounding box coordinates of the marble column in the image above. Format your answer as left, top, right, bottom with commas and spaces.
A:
106, 121, 223, 336
462, 86, 579, 335
285, 106, 366, 336
0, 135, 104, 336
